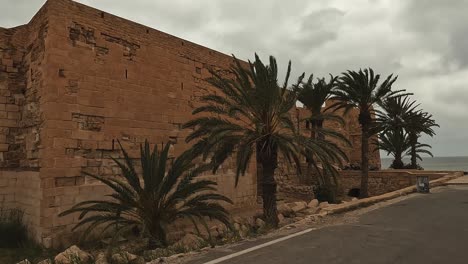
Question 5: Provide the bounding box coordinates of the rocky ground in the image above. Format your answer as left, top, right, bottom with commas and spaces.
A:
186, 185, 468, 264
15, 174, 460, 264
162, 194, 416, 264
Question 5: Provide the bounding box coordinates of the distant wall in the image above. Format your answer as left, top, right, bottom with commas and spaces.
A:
274, 106, 381, 200
339, 170, 448, 197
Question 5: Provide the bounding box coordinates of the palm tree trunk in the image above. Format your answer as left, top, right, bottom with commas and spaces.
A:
360, 123, 370, 198
307, 121, 316, 174
311, 121, 317, 140
410, 133, 418, 169
392, 153, 404, 169
317, 119, 324, 140
315, 119, 336, 202
148, 224, 167, 249
258, 143, 279, 227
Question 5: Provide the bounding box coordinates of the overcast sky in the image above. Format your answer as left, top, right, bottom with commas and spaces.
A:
1, 0, 467, 157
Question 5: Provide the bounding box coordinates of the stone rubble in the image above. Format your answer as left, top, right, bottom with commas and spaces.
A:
174, 233, 205, 251
54, 245, 93, 264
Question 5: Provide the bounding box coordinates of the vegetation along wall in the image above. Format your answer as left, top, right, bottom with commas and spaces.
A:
0, 0, 380, 247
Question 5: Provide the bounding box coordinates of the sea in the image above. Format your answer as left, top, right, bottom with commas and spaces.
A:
381, 157, 468, 172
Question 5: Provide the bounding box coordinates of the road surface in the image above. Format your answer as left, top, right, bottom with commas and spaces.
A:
191, 185, 468, 264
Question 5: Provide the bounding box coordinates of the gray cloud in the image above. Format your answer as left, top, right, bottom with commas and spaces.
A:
1, 0, 467, 157
399, 0, 468, 70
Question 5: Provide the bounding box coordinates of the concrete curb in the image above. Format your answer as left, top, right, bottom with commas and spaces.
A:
322, 171, 464, 215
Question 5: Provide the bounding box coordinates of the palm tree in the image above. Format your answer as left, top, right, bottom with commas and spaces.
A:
376, 95, 437, 169
377, 128, 410, 169
294, 74, 343, 139
329, 68, 407, 198
59, 141, 232, 249
405, 140, 434, 168
376, 96, 419, 133
294, 74, 346, 202
406, 111, 439, 169
183, 54, 348, 227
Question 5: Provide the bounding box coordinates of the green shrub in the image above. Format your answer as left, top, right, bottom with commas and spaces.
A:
59, 140, 233, 249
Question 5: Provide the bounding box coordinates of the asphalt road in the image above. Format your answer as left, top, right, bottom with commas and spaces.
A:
193, 185, 468, 264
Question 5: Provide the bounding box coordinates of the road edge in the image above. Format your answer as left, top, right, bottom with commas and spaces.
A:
322, 171, 464, 215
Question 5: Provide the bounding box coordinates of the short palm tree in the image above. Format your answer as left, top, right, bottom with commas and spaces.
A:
376, 95, 437, 169
294, 74, 346, 201
59, 141, 232, 249
294, 74, 343, 139
376, 96, 420, 133
184, 54, 347, 227
329, 68, 407, 198
405, 141, 434, 167
378, 128, 410, 169
406, 111, 439, 169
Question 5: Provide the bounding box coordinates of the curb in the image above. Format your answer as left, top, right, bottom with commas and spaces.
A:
322, 172, 464, 215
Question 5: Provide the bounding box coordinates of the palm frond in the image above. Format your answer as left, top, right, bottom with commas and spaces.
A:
59, 141, 232, 248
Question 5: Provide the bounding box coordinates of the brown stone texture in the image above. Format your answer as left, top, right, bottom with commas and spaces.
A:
339, 170, 446, 197
0, 0, 379, 247
275, 105, 381, 200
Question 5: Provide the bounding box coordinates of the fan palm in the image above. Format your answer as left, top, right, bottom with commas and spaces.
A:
376, 95, 420, 133
59, 141, 232, 249
183, 54, 348, 227
294, 74, 346, 201
405, 141, 434, 167
329, 68, 407, 198
405, 111, 439, 169
376, 95, 437, 169
378, 128, 410, 169
294, 74, 343, 139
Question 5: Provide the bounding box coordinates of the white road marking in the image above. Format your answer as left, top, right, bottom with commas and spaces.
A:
203, 228, 316, 264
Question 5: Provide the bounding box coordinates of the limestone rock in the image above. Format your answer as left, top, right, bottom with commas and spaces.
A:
37, 260, 53, 264
175, 233, 205, 250
94, 253, 109, 264
54, 245, 93, 264
143, 248, 175, 260
352, 197, 359, 201
255, 218, 266, 228
303, 207, 320, 215
111, 253, 127, 264
290, 201, 308, 213
239, 224, 250, 238
278, 213, 285, 225
111, 251, 144, 264
16, 260, 31, 264
281, 217, 294, 226
277, 203, 294, 217
232, 216, 244, 224
319, 201, 330, 209
307, 199, 319, 208
318, 211, 328, 218
129, 256, 145, 264
210, 228, 219, 238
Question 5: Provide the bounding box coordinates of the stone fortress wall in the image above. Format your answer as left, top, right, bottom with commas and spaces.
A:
0, 0, 380, 247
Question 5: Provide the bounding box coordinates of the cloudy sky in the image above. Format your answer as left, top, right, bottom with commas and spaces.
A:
1, 0, 467, 158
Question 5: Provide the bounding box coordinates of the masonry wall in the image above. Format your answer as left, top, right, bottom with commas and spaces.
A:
275, 105, 381, 200
35, 0, 259, 247
1, 0, 381, 248
339, 170, 447, 197
0, 171, 41, 238
0, 1, 50, 242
